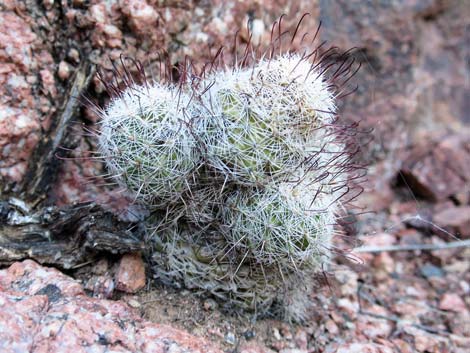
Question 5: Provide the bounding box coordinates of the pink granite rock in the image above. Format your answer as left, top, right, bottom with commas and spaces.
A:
0, 10, 50, 185
0, 260, 222, 353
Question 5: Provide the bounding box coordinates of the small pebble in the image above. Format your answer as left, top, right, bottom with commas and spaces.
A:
420, 263, 445, 279
127, 299, 141, 308
203, 298, 218, 311
243, 329, 256, 340
67, 48, 80, 63
273, 327, 282, 341
225, 332, 236, 345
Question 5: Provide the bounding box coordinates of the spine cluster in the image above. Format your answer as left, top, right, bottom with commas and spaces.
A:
95, 19, 364, 321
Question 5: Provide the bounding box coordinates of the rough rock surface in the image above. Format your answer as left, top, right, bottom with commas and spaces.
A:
321, 0, 468, 160
0, 4, 55, 186
0, 260, 221, 353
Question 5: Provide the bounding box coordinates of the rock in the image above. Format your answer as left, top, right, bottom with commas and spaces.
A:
403, 208, 434, 232
360, 233, 397, 247
448, 311, 470, 337
58, 61, 72, 80
239, 342, 276, 353
335, 266, 359, 296
294, 328, 308, 350
272, 327, 282, 341
419, 263, 445, 279
280, 323, 293, 340
439, 293, 466, 312
0, 260, 84, 297
138, 323, 221, 353
373, 252, 395, 278
357, 316, 393, 340
403, 326, 447, 352
433, 205, 470, 239
203, 298, 218, 311
390, 339, 414, 353
120, 0, 158, 35
84, 274, 114, 299
398, 134, 470, 202
334, 342, 394, 353
0, 260, 222, 353
225, 331, 236, 345
243, 329, 256, 341
357, 305, 393, 340
321, 1, 468, 161
356, 162, 395, 212
337, 298, 359, 320
444, 260, 470, 274
413, 334, 442, 353
0, 8, 55, 187
325, 319, 340, 336
115, 253, 146, 293
397, 229, 424, 246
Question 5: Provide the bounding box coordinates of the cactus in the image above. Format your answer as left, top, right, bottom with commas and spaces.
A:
97, 82, 201, 206
150, 222, 316, 322
96, 21, 363, 322
201, 53, 337, 186
221, 177, 335, 272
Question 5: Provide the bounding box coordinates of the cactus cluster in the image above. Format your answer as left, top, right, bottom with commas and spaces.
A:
96, 23, 362, 321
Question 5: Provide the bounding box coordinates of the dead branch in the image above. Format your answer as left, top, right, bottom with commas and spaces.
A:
21, 60, 95, 204
0, 198, 144, 269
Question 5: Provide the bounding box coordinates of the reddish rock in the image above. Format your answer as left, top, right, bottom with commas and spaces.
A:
0, 260, 84, 297
239, 342, 276, 353
84, 274, 115, 299
360, 232, 397, 247
356, 305, 393, 340
439, 293, 466, 312
137, 323, 221, 353
357, 317, 393, 341
390, 339, 414, 353
120, 0, 159, 35
325, 319, 340, 336
294, 328, 308, 350
0, 260, 222, 353
58, 61, 72, 80
398, 134, 470, 202
337, 298, 359, 320
335, 266, 359, 297
448, 312, 470, 337
403, 326, 447, 352
373, 252, 395, 276
321, 1, 468, 161
115, 253, 146, 293
0, 292, 49, 352
335, 343, 393, 353
433, 205, 470, 239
